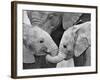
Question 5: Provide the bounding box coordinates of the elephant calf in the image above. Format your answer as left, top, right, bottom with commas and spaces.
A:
23, 24, 58, 68
46, 21, 91, 67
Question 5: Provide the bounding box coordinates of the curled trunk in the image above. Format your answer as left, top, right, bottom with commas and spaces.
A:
46, 52, 66, 63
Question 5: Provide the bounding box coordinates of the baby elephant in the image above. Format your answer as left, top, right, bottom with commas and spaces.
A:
24, 24, 58, 57
46, 21, 91, 67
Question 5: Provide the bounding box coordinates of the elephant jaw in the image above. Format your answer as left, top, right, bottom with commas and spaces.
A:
46, 51, 66, 63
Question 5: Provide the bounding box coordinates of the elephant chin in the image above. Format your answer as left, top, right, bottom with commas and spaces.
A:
46, 52, 66, 63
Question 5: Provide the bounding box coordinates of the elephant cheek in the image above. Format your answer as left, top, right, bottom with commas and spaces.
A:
59, 47, 67, 56
59, 47, 74, 60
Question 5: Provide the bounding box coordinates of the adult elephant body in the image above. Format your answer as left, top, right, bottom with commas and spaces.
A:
46, 21, 91, 67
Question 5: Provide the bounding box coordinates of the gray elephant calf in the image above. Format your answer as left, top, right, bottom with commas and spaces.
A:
46, 21, 91, 67
25, 25, 58, 56
23, 24, 58, 68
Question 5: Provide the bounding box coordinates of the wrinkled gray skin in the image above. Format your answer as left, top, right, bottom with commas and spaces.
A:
46, 21, 91, 66
23, 24, 58, 57
23, 11, 82, 66
27, 11, 82, 34
27, 11, 62, 34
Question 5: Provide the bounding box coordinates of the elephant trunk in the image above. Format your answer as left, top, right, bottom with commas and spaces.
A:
46, 36, 59, 57
46, 51, 66, 63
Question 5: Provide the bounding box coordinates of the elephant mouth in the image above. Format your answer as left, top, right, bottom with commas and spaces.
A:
35, 47, 47, 56
44, 49, 58, 56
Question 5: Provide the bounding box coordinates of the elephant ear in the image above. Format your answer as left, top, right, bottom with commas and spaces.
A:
63, 13, 82, 30
73, 23, 90, 57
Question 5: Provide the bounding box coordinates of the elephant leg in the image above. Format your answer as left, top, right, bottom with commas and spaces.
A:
23, 63, 40, 69
34, 55, 57, 68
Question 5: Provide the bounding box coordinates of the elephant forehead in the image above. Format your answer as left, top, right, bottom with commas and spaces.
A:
63, 28, 73, 40
60, 28, 75, 47
28, 26, 51, 40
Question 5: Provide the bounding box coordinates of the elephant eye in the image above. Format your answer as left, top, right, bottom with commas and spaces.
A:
39, 40, 44, 43
63, 45, 67, 48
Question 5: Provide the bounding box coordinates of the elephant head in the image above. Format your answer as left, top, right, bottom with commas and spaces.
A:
27, 11, 62, 34
46, 21, 91, 63
23, 24, 58, 57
